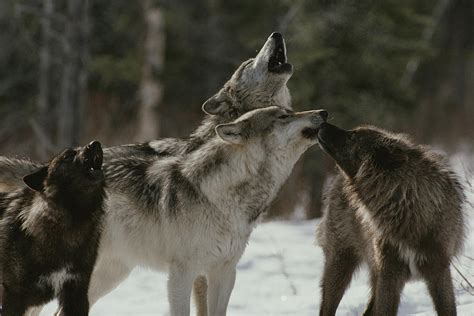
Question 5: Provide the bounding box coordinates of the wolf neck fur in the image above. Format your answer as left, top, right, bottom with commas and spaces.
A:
181, 138, 293, 219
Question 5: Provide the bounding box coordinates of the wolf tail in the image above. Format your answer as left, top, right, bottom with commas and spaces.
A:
0, 157, 40, 191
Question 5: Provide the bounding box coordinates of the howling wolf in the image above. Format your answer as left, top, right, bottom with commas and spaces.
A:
316, 123, 465, 316
0, 32, 293, 192
0, 141, 105, 316
0, 33, 299, 315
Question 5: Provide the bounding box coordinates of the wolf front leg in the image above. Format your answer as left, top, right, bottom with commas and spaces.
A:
2, 289, 28, 316
58, 279, 89, 316
206, 262, 237, 316
319, 249, 360, 316
168, 263, 196, 316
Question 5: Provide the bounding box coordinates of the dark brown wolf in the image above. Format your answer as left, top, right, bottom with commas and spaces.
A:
316, 123, 465, 316
0, 141, 105, 316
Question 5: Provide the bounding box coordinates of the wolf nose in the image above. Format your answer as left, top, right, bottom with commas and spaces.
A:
87, 140, 102, 150
270, 32, 282, 40
318, 110, 329, 121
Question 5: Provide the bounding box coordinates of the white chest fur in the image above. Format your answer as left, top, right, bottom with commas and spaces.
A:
37, 267, 78, 295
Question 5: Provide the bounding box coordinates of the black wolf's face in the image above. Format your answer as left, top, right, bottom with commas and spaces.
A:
23, 141, 104, 194
202, 33, 293, 116
318, 123, 410, 178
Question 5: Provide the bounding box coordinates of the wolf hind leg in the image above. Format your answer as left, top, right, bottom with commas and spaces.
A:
373, 244, 410, 316
319, 248, 360, 316
87, 256, 133, 307
362, 268, 377, 316
193, 275, 208, 316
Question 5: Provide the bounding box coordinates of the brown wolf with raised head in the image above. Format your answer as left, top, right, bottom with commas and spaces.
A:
316, 123, 465, 316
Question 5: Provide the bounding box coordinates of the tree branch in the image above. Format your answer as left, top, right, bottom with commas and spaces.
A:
453, 262, 474, 296
400, 0, 451, 88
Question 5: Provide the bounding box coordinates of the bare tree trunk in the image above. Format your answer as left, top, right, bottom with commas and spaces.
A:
58, 0, 88, 148
78, 0, 89, 144
205, 0, 224, 96
136, 0, 165, 142
36, 0, 54, 159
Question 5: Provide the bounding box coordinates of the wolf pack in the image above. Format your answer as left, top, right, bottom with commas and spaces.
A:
0, 33, 467, 316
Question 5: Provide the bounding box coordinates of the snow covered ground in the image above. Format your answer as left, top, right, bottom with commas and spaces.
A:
40, 154, 474, 315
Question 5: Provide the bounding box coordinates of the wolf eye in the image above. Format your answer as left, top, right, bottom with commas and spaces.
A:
278, 115, 290, 120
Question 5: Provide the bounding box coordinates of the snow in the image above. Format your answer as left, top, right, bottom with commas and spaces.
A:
40, 154, 474, 315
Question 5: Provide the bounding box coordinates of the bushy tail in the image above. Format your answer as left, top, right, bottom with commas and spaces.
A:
0, 157, 40, 191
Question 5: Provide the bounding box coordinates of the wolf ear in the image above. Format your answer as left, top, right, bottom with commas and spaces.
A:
23, 167, 48, 192
374, 146, 407, 170
215, 122, 244, 144
202, 89, 232, 115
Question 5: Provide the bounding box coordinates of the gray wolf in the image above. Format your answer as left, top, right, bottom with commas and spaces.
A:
0, 32, 296, 315
86, 106, 326, 316
0, 141, 105, 316
316, 123, 465, 316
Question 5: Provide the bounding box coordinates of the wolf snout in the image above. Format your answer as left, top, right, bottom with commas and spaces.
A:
84, 140, 103, 171
270, 32, 283, 40
86, 140, 102, 151
309, 109, 329, 125
318, 123, 349, 147
318, 110, 328, 121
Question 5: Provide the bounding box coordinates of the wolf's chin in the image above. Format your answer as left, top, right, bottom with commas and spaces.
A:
268, 62, 293, 74
316, 133, 332, 154
302, 127, 320, 139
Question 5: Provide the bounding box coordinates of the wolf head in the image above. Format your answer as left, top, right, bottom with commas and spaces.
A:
317, 123, 417, 178
202, 32, 293, 117
216, 106, 328, 156
23, 141, 105, 207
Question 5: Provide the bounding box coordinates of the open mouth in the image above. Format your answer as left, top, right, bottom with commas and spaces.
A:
268, 33, 293, 74
83, 141, 103, 179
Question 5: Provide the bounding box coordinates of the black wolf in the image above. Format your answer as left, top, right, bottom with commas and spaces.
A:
0, 141, 105, 316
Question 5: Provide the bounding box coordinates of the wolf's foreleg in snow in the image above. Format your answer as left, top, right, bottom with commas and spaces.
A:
168, 263, 196, 316
206, 262, 237, 316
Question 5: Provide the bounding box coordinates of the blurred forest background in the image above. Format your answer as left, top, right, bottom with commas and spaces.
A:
0, 0, 472, 218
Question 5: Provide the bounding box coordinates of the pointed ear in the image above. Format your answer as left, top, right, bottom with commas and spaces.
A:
23, 167, 48, 192
215, 122, 244, 144
374, 146, 407, 170
202, 89, 232, 115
